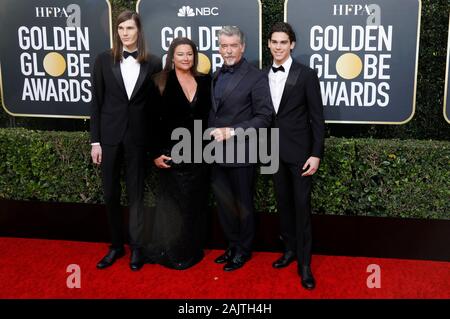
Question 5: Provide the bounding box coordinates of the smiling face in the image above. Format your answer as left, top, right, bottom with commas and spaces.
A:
219, 34, 245, 66
173, 44, 194, 71
268, 31, 295, 65
118, 19, 138, 51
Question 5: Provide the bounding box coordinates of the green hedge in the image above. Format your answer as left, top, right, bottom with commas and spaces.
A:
1, 128, 448, 220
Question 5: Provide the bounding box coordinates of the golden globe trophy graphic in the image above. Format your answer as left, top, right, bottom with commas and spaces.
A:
335, 53, 363, 80
197, 52, 211, 74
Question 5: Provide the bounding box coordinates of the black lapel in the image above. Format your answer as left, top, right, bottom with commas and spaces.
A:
278, 61, 301, 113
129, 61, 149, 101
219, 60, 249, 104
211, 69, 220, 112
111, 59, 127, 98
265, 65, 275, 113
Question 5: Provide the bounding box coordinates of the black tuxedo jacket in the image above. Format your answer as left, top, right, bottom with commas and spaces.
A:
209, 59, 273, 166
268, 60, 325, 164
90, 50, 162, 146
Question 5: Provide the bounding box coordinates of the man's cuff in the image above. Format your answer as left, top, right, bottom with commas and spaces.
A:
91, 142, 100, 146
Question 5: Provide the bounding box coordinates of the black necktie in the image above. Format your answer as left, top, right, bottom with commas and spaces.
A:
272, 65, 285, 73
221, 65, 234, 74
123, 51, 138, 59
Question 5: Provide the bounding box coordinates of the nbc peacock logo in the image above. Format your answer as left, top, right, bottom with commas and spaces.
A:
177, 5, 195, 17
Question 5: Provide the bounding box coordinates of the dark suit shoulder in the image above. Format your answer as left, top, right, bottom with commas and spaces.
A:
97, 50, 113, 60
242, 59, 260, 72
293, 60, 317, 76
144, 54, 162, 75
93, 50, 113, 70
239, 61, 264, 81
146, 53, 160, 64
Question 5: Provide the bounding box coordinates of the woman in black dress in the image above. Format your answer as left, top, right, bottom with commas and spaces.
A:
145, 37, 211, 270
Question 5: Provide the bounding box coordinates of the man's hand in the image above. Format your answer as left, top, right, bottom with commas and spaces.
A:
210, 127, 234, 142
154, 154, 171, 169
91, 145, 102, 165
301, 156, 320, 176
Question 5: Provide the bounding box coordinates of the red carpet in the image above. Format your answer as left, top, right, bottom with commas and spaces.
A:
0, 237, 448, 299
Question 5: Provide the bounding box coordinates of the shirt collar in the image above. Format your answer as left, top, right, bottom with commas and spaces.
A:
272, 56, 292, 73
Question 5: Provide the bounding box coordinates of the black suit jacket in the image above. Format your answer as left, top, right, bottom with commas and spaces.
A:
269, 60, 325, 165
90, 50, 162, 146
209, 59, 273, 166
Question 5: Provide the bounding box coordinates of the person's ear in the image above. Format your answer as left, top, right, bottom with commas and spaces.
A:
290, 41, 296, 51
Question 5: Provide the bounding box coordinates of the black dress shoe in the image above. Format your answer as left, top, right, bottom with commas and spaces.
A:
298, 265, 316, 290
214, 249, 234, 264
130, 249, 145, 271
272, 251, 296, 269
96, 247, 125, 269
223, 254, 251, 271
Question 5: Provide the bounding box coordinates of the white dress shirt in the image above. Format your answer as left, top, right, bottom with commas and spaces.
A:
268, 56, 293, 114
120, 50, 140, 100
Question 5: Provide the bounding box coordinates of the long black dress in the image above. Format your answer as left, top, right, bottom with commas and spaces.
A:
144, 70, 211, 270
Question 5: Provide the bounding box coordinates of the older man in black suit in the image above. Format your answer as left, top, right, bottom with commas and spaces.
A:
90, 10, 161, 271
267, 22, 325, 290
209, 26, 273, 272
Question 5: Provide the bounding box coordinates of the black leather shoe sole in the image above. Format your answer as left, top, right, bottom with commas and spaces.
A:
96, 262, 112, 269
299, 266, 316, 290
130, 262, 144, 271
96, 250, 125, 269
214, 253, 232, 264
301, 279, 316, 290
272, 257, 296, 269
223, 261, 245, 271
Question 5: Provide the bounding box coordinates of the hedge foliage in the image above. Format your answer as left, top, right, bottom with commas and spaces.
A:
1, 128, 448, 220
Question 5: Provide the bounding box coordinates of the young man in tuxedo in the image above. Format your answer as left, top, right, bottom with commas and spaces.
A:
209, 26, 273, 271
267, 22, 325, 289
90, 10, 161, 271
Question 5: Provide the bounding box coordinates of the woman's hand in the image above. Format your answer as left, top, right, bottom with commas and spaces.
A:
154, 155, 172, 168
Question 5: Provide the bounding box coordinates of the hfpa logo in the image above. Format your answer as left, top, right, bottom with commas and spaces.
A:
177, 5, 219, 17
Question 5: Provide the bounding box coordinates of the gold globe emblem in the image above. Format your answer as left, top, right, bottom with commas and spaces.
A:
43, 52, 66, 77
335, 53, 363, 80
197, 52, 211, 74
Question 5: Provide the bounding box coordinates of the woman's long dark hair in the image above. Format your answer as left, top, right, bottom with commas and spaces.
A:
154, 37, 199, 95
112, 10, 147, 63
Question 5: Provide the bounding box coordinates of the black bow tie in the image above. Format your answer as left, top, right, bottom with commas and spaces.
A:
123, 51, 138, 59
272, 65, 285, 73
221, 65, 234, 74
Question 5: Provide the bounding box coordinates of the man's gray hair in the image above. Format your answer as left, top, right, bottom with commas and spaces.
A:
218, 26, 246, 45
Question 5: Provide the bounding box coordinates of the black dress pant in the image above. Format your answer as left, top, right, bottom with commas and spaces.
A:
101, 136, 146, 250
211, 165, 256, 257
273, 160, 313, 268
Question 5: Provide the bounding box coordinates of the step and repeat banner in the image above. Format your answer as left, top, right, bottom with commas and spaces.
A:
137, 0, 262, 73
444, 14, 450, 124
286, 0, 421, 124
2, 0, 447, 125
0, 0, 111, 118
